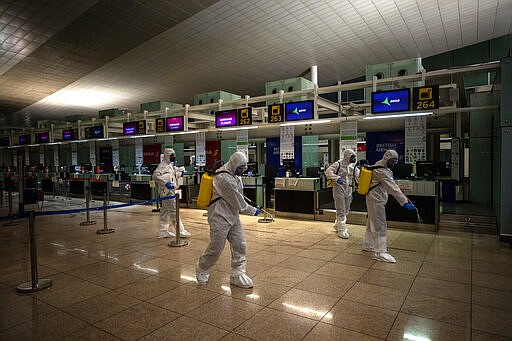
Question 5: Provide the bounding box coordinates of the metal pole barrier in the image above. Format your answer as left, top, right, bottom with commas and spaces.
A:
0, 188, 3, 208
152, 189, 160, 212
96, 190, 114, 234
169, 195, 188, 247
80, 186, 96, 226
17, 211, 52, 293
3, 189, 19, 226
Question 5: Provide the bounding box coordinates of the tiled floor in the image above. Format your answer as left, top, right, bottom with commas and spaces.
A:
1, 196, 512, 340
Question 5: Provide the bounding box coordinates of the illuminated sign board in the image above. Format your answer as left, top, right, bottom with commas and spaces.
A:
166, 116, 184, 132
413, 85, 439, 110
122, 120, 147, 135
237, 108, 252, 126
123, 122, 137, 135
156, 118, 166, 133
85, 126, 104, 139
62, 129, 79, 141
36, 132, 49, 143
19, 134, 30, 145
372, 89, 410, 114
215, 110, 238, 128
284, 100, 314, 121
268, 104, 284, 123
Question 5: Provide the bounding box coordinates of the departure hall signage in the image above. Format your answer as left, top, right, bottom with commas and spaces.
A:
371, 89, 410, 114
413, 85, 439, 110
268, 104, 284, 123
85, 126, 104, 139
123, 120, 147, 136
238, 108, 252, 126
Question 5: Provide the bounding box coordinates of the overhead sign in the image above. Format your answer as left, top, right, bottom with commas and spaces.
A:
156, 118, 166, 133
238, 108, 252, 126
413, 85, 439, 110
372, 89, 410, 114
85, 126, 104, 139
268, 104, 284, 123
284, 100, 314, 121
123, 120, 147, 136
166, 116, 184, 131
215, 110, 238, 128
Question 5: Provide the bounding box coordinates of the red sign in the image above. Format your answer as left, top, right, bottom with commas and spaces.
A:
143, 144, 161, 164
206, 140, 221, 171
357, 142, 366, 152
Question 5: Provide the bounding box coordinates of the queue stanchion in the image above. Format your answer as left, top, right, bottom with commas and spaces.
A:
80, 186, 96, 226
1, 188, 3, 208
3, 189, 19, 226
169, 195, 188, 247
96, 190, 114, 234
16, 211, 52, 293
152, 189, 160, 213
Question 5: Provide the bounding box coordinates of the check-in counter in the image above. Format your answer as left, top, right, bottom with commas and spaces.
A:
130, 174, 152, 201
348, 179, 439, 229
274, 177, 330, 216
242, 176, 264, 207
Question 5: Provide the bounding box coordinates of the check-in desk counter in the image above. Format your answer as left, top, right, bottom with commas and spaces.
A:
89, 174, 113, 199
242, 176, 264, 208
274, 177, 332, 217
180, 175, 198, 206
68, 173, 87, 197
129, 174, 152, 201
350, 180, 439, 230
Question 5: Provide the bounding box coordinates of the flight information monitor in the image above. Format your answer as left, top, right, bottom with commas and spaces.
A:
123, 122, 137, 135
85, 126, 104, 139
36, 132, 49, 143
166, 116, 184, 131
371, 89, 410, 114
215, 110, 238, 128
284, 100, 314, 121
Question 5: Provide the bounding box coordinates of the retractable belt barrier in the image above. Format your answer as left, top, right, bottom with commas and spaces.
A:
11, 193, 178, 294
0, 194, 177, 221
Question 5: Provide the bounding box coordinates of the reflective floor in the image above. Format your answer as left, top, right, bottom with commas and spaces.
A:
1, 196, 511, 340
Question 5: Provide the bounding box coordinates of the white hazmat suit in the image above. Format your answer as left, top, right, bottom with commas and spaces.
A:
325, 149, 359, 239
152, 148, 190, 238
363, 150, 410, 263
196, 152, 258, 288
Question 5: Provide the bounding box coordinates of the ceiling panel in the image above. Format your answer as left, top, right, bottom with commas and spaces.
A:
0, 0, 511, 128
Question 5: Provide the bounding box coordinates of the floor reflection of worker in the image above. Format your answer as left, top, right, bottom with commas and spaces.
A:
325, 149, 359, 239
363, 149, 416, 263
152, 147, 191, 239
196, 152, 261, 288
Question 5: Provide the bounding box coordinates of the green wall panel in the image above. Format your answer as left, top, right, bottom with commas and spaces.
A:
221, 140, 236, 164
301, 135, 319, 174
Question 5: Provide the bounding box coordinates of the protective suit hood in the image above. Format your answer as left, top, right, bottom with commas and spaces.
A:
341, 149, 356, 165
378, 149, 399, 169
163, 148, 175, 163
219, 152, 247, 175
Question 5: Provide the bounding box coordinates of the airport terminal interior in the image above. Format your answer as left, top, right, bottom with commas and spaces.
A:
1, 1, 512, 340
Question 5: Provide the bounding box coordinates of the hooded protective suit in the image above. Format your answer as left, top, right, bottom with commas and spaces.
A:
196, 151, 257, 288
325, 149, 359, 238
152, 148, 190, 238
363, 149, 409, 263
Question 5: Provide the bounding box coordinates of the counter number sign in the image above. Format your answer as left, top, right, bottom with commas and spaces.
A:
156, 118, 165, 133
268, 104, 284, 123
413, 85, 439, 110
238, 108, 252, 126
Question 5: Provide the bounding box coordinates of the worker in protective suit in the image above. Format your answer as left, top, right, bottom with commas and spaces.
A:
363, 149, 416, 263
325, 149, 359, 239
152, 147, 191, 239
196, 152, 261, 288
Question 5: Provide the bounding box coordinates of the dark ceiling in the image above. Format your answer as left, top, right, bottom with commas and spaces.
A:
0, 0, 510, 128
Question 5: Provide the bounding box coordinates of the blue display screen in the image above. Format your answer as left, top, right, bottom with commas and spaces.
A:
284, 100, 314, 121
372, 89, 410, 114
215, 110, 238, 128
0, 137, 9, 146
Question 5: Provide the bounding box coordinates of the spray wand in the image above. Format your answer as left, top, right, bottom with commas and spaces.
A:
243, 195, 275, 222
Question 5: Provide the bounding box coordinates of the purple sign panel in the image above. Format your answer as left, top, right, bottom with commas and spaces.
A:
166, 116, 184, 131
215, 110, 237, 128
